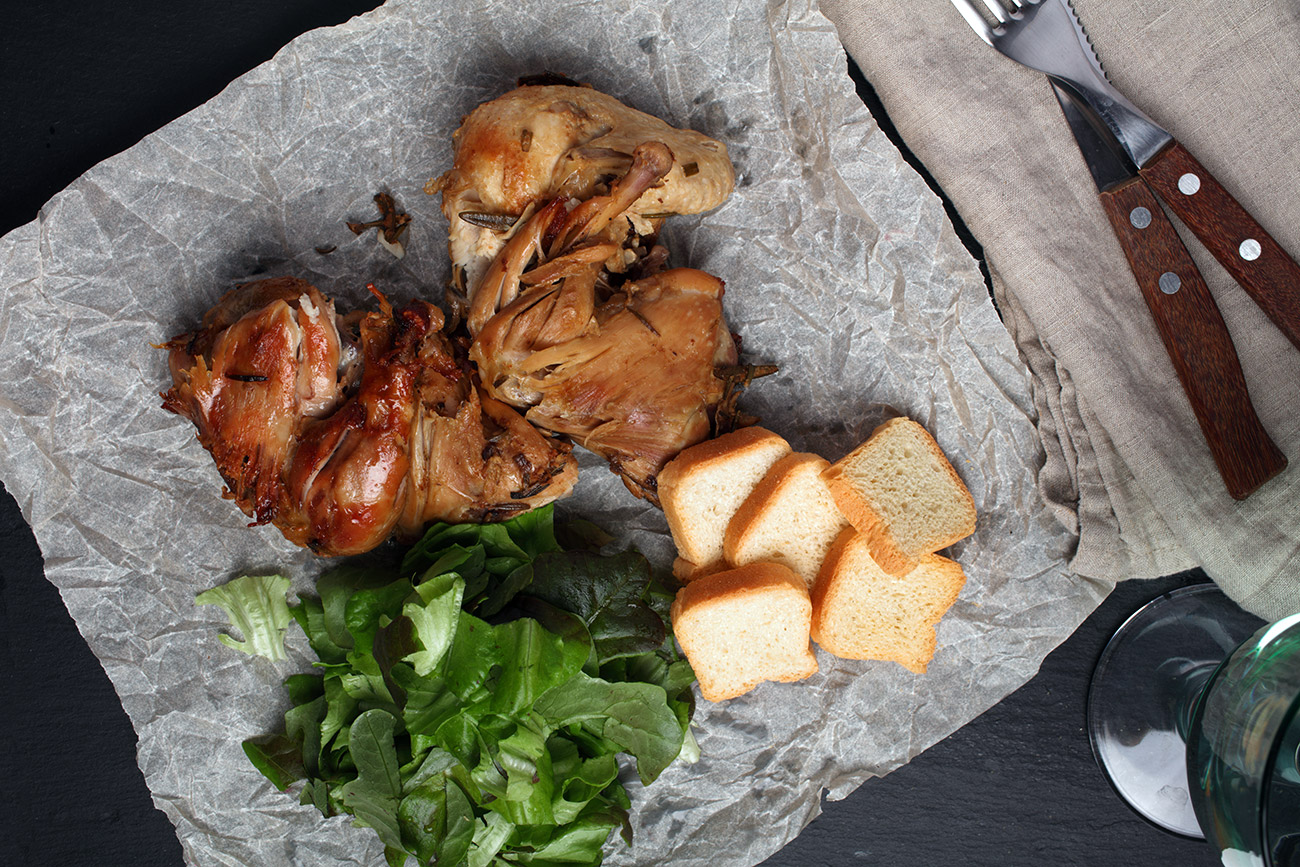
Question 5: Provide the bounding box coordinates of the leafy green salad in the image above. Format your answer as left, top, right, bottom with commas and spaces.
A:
199, 506, 697, 867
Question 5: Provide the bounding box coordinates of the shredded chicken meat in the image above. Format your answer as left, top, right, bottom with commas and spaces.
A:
455, 142, 737, 501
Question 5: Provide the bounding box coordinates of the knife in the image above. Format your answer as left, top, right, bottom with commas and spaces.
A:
1051, 82, 1286, 500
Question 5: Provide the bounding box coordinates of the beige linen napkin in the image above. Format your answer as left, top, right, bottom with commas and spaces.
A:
821, 0, 1300, 618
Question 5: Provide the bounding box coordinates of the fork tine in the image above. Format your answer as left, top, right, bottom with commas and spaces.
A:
948, 0, 996, 44
979, 0, 1010, 23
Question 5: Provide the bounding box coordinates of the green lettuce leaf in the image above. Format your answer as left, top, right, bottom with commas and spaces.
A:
241, 505, 695, 867
196, 573, 293, 661
339, 709, 405, 850
534, 674, 684, 785
241, 734, 305, 791
526, 551, 665, 663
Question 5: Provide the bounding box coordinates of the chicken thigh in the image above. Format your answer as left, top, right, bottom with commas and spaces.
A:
162, 277, 577, 556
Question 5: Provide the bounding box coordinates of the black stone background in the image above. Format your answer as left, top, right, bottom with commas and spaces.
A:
0, 2, 1222, 865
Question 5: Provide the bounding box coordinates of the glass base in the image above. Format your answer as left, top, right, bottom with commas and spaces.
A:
1087, 583, 1265, 838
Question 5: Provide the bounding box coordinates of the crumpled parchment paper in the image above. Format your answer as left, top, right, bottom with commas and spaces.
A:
0, 0, 1109, 864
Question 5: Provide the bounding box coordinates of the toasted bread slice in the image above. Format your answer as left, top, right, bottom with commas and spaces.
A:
659, 426, 792, 574
822, 417, 976, 576
811, 527, 966, 673
670, 561, 818, 701
723, 452, 849, 590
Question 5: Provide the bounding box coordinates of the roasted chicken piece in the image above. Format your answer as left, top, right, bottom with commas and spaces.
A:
456, 137, 739, 503
434, 83, 735, 300
162, 277, 577, 556
480, 265, 737, 500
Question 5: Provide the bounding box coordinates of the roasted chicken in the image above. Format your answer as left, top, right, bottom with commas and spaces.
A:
434, 85, 741, 503
436, 84, 734, 303
453, 142, 735, 500
164, 81, 750, 555
162, 276, 577, 556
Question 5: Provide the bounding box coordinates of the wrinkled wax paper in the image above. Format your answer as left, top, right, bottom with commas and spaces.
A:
0, 0, 1109, 864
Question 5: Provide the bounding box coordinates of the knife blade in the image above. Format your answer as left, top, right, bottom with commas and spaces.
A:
1052, 81, 1286, 499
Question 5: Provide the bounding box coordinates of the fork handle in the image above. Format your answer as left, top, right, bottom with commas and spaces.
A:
1140, 141, 1300, 352
1098, 176, 1286, 500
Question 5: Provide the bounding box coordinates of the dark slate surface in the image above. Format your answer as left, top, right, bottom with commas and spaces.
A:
0, 3, 1220, 865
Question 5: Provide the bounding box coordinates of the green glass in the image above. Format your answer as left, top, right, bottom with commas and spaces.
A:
1187, 609, 1300, 866
1088, 583, 1300, 865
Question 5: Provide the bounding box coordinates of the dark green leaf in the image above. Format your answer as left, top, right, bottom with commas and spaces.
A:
441, 780, 476, 866
339, 670, 396, 708
474, 562, 534, 619
242, 734, 306, 791
501, 503, 562, 559
510, 816, 617, 865
290, 596, 349, 665
320, 676, 360, 757
397, 783, 446, 863
526, 551, 665, 663
481, 618, 589, 716
504, 597, 594, 665
644, 571, 680, 634
350, 710, 404, 794
339, 709, 404, 850
553, 517, 614, 552
285, 673, 325, 706
664, 658, 697, 698
415, 543, 480, 583
318, 562, 400, 650
400, 523, 481, 575
398, 776, 476, 866
345, 577, 416, 652
400, 746, 458, 796
391, 664, 462, 740
433, 712, 481, 774
299, 778, 332, 815
284, 695, 327, 778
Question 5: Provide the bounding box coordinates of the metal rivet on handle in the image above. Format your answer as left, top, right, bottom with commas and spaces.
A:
1130, 207, 1152, 229
1178, 173, 1201, 195
1240, 239, 1262, 261
1159, 272, 1181, 294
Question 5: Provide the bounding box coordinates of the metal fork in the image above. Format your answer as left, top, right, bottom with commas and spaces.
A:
950, 0, 1172, 175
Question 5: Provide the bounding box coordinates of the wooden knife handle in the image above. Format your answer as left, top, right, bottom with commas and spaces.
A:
1140, 140, 1300, 352
1098, 177, 1286, 500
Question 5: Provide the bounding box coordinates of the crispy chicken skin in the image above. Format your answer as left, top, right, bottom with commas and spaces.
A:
162, 277, 577, 556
